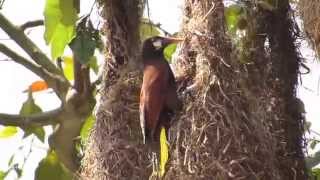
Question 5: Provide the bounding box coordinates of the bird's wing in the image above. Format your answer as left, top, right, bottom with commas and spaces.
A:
140, 64, 167, 143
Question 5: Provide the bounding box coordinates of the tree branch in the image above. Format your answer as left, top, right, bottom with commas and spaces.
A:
0, 13, 71, 100
0, 107, 63, 127
0, 13, 65, 80
0, 44, 54, 81
0, 43, 66, 95
20, 20, 44, 31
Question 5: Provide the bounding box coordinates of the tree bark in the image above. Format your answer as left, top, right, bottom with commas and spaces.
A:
262, 1, 307, 179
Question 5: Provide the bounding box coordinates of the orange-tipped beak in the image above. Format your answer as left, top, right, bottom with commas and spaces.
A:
162, 36, 184, 45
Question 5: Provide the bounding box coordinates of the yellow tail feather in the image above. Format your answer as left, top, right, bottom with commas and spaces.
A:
159, 127, 169, 177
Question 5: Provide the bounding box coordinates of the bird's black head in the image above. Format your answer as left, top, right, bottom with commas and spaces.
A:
142, 36, 183, 60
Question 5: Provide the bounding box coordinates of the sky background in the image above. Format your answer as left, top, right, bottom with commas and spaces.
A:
0, 0, 319, 179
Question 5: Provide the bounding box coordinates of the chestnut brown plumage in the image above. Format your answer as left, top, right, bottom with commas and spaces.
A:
140, 36, 183, 144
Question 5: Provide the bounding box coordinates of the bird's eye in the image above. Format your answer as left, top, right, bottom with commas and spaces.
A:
152, 39, 162, 49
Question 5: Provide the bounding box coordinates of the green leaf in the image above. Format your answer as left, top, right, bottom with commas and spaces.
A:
0, 170, 8, 180
164, 44, 177, 63
0, 126, 18, 138
312, 168, 320, 179
62, 56, 74, 81
20, 94, 42, 115
44, 0, 77, 59
88, 56, 99, 74
44, 0, 60, 44
24, 127, 45, 142
140, 20, 160, 41
69, 33, 96, 64
80, 115, 95, 145
225, 4, 243, 34
50, 24, 75, 60
311, 140, 319, 150
35, 151, 72, 180
19, 93, 45, 142
0, 171, 4, 180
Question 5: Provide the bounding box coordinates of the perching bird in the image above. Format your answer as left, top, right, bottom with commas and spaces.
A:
140, 36, 183, 144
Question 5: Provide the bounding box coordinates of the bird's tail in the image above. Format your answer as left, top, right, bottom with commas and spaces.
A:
140, 103, 146, 144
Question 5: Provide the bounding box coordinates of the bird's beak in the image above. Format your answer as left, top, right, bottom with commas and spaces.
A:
162, 37, 184, 45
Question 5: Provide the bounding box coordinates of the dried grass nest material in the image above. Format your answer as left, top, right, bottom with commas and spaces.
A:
298, 0, 320, 56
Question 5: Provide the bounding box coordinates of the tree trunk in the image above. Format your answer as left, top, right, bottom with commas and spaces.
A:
81, 0, 307, 179
262, 1, 307, 179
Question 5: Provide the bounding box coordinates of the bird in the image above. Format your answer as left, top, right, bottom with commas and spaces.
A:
140, 36, 183, 144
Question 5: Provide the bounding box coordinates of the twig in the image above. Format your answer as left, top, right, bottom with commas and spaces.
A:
88, 0, 97, 15
145, 0, 151, 23
0, 13, 71, 100
0, 13, 65, 78
20, 137, 35, 172
201, 2, 217, 22
0, 43, 48, 77
306, 138, 320, 143
20, 20, 44, 31
0, 107, 62, 127
217, 81, 231, 102
0, 43, 65, 93
310, 129, 320, 137
0, 0, 5, 9
0, 58, 10, 61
